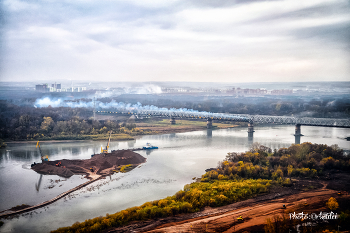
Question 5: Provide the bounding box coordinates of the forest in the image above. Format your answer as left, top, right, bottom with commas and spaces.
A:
51, 143, 350, 233
0, 101, 141, 140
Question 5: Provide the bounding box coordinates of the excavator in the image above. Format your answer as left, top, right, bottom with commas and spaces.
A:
36, 141, 49, 162
101, 131, 112, 153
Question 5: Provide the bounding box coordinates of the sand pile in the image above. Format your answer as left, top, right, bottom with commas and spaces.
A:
31, 150, 146, 178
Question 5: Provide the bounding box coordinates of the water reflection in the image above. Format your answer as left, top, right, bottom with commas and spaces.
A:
71, 147, 80, 155
35, 174, 43, 192
295, 135, 301, 145
248, 134, 254, 146
145, 150, 153, 156
206, 129, 212, 138
127, 140, 135, 148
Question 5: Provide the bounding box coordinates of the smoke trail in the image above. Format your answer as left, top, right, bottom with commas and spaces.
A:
34, 97, 200, 113
34, 97, 249, 121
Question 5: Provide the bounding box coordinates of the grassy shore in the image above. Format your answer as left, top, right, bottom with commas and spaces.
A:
4, 119, 241, 143
137, 118, 240, 128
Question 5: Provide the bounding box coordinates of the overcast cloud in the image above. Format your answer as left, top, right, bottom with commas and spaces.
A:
1, 0, 349, 82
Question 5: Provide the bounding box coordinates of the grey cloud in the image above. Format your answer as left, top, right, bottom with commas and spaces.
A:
247, 1, 350, 23
292, 22, 350, 47
185, 0, 280, 8
241, 1, 350, 48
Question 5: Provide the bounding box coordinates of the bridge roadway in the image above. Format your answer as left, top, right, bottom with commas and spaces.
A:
97, 109, 350, 128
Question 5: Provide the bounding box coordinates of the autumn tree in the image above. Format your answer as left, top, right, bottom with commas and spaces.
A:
40, 117, 55, 134
326, 197, 339, 211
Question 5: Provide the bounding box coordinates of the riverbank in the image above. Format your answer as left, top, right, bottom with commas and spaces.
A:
98, 175, 350, 232
135, 119, 240, 135
2, 119, 240, 143
142, 186, 348, 233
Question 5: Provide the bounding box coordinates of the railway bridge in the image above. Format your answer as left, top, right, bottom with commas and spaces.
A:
97, 108, 350, 144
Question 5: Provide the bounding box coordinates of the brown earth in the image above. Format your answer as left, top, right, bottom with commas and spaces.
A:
31, 150, 146, 179
135, 121, 239, 135
105, 175, 350, 233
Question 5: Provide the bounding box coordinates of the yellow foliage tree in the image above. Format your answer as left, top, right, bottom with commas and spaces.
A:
326, 197, 339, 211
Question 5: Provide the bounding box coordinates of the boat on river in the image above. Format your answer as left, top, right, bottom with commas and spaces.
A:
142, 143, 158, 150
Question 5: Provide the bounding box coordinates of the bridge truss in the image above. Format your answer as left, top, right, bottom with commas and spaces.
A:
97, 109, 350, 128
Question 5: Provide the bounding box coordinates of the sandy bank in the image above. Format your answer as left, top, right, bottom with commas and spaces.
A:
31, 149, 146, 179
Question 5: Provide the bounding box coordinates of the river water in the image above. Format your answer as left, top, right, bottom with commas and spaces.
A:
0, 125, 349, 232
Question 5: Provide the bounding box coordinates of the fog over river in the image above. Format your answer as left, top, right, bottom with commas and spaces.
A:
0, 125, 349, 233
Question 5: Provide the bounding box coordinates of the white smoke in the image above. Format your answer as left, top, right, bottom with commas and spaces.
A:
136, 85, 162, 94
33, 97, 248, 121
35, 97, 64, 108
34, 97, 194, 112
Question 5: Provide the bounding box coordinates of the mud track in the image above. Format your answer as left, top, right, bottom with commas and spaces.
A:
106, 175, 350, 233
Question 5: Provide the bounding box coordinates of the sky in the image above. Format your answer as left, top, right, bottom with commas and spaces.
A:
1, 0, 349, 83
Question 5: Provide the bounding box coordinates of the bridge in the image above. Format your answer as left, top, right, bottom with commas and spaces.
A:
96, 108, 350, 144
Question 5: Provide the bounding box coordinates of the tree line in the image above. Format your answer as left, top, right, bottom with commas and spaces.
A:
202, 143, 349, 183
0, 101, 140, 140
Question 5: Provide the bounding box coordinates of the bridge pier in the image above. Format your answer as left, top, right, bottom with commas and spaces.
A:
294, 124, 303, 145
170, 116, 176, 125
248, 122, 254, 137
207, 118, 213, 129
294, 124, 304, 136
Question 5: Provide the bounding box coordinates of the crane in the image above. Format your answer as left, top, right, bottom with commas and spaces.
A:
36, 141, 49, 161
101, 131, 112, 153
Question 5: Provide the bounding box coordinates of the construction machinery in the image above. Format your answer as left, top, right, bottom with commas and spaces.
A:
237, 216, 244, 222
36, 141, 49, 162
101, 131, 112, 153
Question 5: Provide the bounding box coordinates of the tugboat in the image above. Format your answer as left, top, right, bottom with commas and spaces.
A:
143, 143, 158, 150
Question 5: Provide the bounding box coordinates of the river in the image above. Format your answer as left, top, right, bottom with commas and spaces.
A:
0, 125, 349, 232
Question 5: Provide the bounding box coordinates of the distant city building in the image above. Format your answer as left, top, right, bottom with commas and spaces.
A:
51, 83, 61, 90
35, 84, 49, 92
35, 83, 86, 92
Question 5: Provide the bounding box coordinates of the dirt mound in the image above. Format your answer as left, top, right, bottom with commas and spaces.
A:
32, 163, 75, 177
31, 150, 146, 179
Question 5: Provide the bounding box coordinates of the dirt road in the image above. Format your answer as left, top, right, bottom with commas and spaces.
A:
142, 188, 344, 233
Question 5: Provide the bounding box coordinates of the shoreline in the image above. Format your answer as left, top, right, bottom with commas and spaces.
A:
2, 124, 239, 144
96, 176, 350, 233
